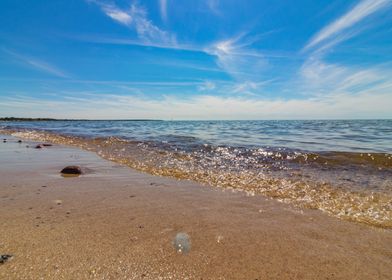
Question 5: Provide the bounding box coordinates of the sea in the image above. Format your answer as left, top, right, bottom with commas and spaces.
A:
1, 120, 391, 227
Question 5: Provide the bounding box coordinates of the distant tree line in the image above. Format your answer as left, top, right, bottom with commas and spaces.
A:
0, 117, 58, 121
0, 117, 162, 121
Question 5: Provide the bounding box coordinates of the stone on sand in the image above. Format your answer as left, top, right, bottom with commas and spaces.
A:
61, 166, 82, 175
0, 255, 13, 264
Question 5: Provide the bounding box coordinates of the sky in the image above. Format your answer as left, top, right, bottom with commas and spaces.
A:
0, 0, 392, 120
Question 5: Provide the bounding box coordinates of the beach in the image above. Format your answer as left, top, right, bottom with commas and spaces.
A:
1, 135, 391, 279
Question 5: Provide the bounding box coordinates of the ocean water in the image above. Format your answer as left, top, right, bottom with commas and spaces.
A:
1, 120, 391, 227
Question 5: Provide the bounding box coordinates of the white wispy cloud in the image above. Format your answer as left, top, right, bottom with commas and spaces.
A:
297, 0, 392, 106
92, 1, 176, 46
205, 33, 267, 81
100, 4, 132, 26
70, 32, 276, 95
159, 0, 168, 22
304, 0, 390, 51
3, 49, 69, 78
69, 34, 198, 52
298, 56, 392, 99
83, 2, 282, 96
230, 80, 274, 96
198, 81, 216, 91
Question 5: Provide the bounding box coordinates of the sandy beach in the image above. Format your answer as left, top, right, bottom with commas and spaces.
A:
1, 135, 391, 279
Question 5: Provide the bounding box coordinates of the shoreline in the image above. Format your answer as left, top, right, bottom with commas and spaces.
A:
1, 135, 391, 279
2, 128, 392, 228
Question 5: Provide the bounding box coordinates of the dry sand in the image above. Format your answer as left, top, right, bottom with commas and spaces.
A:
0, 135, 391, 279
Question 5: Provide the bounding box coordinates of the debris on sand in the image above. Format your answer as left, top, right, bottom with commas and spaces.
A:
0, 254, 13, 264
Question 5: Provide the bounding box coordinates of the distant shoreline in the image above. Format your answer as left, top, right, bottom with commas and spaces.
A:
0, 117, 162, 122
1, 117, 391, 122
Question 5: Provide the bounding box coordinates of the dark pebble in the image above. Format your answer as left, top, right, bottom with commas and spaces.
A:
41, 185, 47, 188
18, 140, 22, 143
35, 144, 43, 149
60, 166, 82, 175
0, 254, 13, 264
42, 143, 52, 147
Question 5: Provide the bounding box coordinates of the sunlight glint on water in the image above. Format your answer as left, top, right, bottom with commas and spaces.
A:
1, 120, 391, 228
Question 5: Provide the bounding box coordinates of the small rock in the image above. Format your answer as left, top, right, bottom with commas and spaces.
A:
18, 140, 22, 143
35, 144, 43, 149
42, 143, 52, 147
2, 140, 6, 143
0, 254, 13, 264
60, 166, 82, 175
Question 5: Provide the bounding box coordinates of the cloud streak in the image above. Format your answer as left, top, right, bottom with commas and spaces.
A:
159, 0, 168, 22
205, 33, 267, 81
93, 1, 176, 45
100, 4, 132, 26
304, 0, 390, 51
3, 49, 69, 78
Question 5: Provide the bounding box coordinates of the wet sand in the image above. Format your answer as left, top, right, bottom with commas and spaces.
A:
0, 135, 391, 279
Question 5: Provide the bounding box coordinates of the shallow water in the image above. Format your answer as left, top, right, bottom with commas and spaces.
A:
1, 120, 391, 227
2, 120, 392, 152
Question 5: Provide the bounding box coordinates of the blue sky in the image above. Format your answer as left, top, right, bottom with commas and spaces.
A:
0, 0, 391, 119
